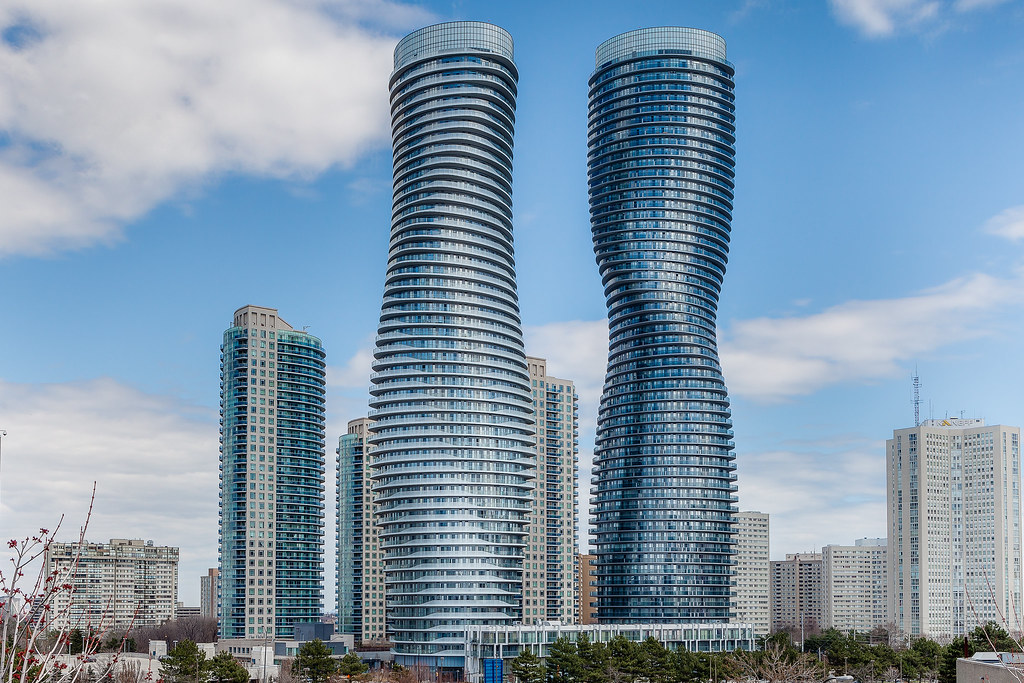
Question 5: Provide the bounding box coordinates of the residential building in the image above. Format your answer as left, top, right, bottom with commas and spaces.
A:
45, 538, 178, 629
577, 554, 598, 625
219, 305, 327, 640
732, 512, 770, 636
200, 568, 218, 620
524, 357, 578, 625
822, 538, 888, 632
888, 418, 1022, 638
337, 417, 386, 643
176, 603, 201, 620
588, 27, 738, 623
770, 553, 824, 639
368, 22, 534, 670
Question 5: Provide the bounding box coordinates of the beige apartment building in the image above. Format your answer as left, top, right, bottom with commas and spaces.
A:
732, 511, 770, 636
46, 538, 178, 629
770, 552, 824, 639
524, 357, 578, 624
337, 417, 387, 643
823, 538, 888, 632
888, 418, 1022, 638
577, 553, 597, 624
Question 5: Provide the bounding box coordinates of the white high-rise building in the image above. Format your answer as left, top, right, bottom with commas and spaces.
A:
46, 538, 178, 630
732, 511, 770, 636
887, 418, 1022, 638
823, 538, 888, 632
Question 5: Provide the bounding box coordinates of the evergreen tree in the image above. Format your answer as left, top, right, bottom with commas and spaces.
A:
68, 629, 85, 655
209, 651, 249, 683
546, 637, 581, 683
160, 640, 209, 683
293, 639, 338, 683
509, 650, 545, 683
338, 652, 368, 678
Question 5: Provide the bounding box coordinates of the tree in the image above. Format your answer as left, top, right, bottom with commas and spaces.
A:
733, 641, 823, 683
208, 652, 248, 683
545, 637, 581, 683
508, 650, 544, 683
292, 639, 338, 683
160, 639, 209, 683
1, 493, 126, 683
338, 652, 368, 679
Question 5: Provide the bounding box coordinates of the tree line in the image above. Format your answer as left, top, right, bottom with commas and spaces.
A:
504, 622, 1021, 683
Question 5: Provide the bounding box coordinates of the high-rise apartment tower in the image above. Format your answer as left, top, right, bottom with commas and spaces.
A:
770, 553, 824, 639
888, 419, 1022, 638
822, 538, 888, 633
200, 567, 219, 620
731, 512, 770, 636
524, 357, 578, 625
369, 22, 535, 669
588, 27, 738, 622
337, 418, 387, 644
219, 305, 327, 640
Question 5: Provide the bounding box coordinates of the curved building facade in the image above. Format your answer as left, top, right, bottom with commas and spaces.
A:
368, 22, 535, 667
588, 27, 738, 622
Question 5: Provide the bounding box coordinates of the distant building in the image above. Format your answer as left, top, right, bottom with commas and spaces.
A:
45, 538, 178, 629
822, 538, 887, 632
770, 553, 823, 638
176, 603, 201, 620
524, 357, 578, 624
200, 568, 218, 619
337, 417, 386, 643
888, 418, 1022, 638
732, 512, 770, 636
218, 305, 327, 640
577, 554, 597, 625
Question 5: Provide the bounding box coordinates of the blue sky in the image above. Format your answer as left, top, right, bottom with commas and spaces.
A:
2, 0, 1023, 606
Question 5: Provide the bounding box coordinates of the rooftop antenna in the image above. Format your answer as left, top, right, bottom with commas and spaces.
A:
912, 369, 921, 427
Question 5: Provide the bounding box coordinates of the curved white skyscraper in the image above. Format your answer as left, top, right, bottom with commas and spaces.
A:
588, 27, 738, 623
368, 22, 535, 670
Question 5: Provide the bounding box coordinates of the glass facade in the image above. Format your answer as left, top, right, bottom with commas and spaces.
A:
587, 27, 738, 623
369, 22, 535, 666
219, 306, 326, 639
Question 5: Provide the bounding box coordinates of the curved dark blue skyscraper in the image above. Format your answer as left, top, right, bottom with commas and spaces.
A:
588, 27, 738, 622
369, 22, 535, 668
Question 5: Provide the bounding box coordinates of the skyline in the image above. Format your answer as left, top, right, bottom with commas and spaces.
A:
2, 0, 1024, 606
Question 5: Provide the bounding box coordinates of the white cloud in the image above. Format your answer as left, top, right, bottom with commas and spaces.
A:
0, 378, 218, 602
523, 319, 608, 416
736, 438, 888, 556
829, 0, 1012, 36
0, 0, 430, 257
719, 272, 1023, 402
326, 347, 374, 390
983, 205, 1024, 241
954, 0, 1011, 10
829, 0, 941, 37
